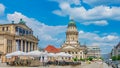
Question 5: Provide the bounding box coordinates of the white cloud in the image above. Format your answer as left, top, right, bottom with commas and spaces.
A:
0, 4, 5, 16
83, 0, 120, 6
52, 0, 81, 5
82, 20, 108, 26
104, 35, 119, 41
7, 12, 66, 47
53, 2, 120, 25
79, 30, 120, 46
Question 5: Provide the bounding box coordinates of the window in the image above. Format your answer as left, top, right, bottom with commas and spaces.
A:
29, 31, 31, 34
2, 27, 4, 31
6, 27, 8, 31
72, 52, 74, 54
15, 27, 18, 32
76, 52, 77, 54
19, 28, 22, 34
68, 51, 70, 54
26, 31, 28, 34
7, 40, 12, 53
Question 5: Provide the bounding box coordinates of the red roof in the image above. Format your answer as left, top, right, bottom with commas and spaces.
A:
44, 45, 60, 53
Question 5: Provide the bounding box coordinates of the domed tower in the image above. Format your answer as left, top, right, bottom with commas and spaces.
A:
66, 19, 78, 42
61, 19, 80, 48
61, 19, 85, 60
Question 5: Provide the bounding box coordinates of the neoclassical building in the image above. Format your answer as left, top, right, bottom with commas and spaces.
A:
0, 19, 39, 62
87, 46, 101, 58
61, 19, 86, 60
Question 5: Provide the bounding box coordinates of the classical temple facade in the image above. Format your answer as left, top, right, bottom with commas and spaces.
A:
0, 19, 39, 62
60, 19, 86, 60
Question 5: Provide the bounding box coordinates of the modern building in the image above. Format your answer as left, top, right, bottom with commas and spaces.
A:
0, 19, 39, 62
60, 19, 87, 60
87, 46, 101, 58
111, 42, 120, 57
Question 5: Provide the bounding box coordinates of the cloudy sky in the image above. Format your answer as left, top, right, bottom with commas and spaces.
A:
0, 0, 120, 54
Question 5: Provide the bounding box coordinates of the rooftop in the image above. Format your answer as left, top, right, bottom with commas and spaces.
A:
44, 45, 60, 53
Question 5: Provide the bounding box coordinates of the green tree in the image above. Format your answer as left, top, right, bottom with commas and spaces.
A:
111, 56, 117, 61
117, 55, 120, 60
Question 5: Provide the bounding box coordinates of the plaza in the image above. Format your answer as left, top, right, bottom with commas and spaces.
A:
0, 61, 112, 68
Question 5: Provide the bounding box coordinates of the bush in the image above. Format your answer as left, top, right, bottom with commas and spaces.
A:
73, 58, 78, 61
87, 57, 93, 61
79, 58, 85, 61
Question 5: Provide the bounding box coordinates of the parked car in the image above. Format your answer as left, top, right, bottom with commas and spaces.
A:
118, 64, 120, 68
112, 61, 120, 68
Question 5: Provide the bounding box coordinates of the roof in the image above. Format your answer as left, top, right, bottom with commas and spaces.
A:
44, 45, 60, 53
0, 21, 32, 31
116, 42, 120, 48
68, 19, 76, 27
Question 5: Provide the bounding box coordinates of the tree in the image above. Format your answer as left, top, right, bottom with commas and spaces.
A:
111, 56, 117, 61
117, 55, 120, 60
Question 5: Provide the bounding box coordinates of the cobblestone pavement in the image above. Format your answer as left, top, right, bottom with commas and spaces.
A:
0, 61, 112, 68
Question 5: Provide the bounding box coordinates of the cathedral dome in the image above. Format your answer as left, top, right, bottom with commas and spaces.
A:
68, 19, 76, 27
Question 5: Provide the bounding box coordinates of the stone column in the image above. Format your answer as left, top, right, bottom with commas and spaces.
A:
28, 42, 30, 52
4, 39, 7, 53
21, 40, 23, 51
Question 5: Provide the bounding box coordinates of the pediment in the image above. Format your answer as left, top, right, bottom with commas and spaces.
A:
63, 46, 76, 49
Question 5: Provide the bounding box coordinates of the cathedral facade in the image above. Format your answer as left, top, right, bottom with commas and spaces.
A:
61, 19, 86, 60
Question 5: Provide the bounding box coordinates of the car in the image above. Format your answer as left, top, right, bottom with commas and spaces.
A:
112, 61, 120, 68
118, 64, 120, 68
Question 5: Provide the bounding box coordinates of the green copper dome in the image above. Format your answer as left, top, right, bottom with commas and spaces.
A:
19, 19, 26, 25
68, 19, 76, 27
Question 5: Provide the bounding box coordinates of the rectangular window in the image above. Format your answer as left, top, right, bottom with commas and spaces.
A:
2, 27, 4, 31
6, 27, 8, 31
7, 40, 12, 53
26, 31, 28, 34
76, 52, 77, 54
15, 27, 18, 32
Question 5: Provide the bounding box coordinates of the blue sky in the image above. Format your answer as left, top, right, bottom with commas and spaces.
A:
0, 0, 120, 54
